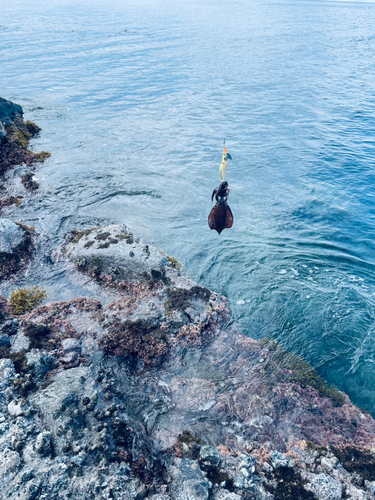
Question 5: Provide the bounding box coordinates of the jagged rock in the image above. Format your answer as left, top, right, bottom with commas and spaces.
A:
64, 225, 169, 282
8, 400, 26, 417
199, 445, 220, 466
170, 459, 209, 500
0, 448, 21, 479
238, 452, 256, 472
62, 338, 81, 352
26, 351, 54, 376
270, 450, 289, 468
305, 473, 342, 500
0, 358, 15, 387
0, 219, 24, 254
212, 491, 242, 500
0, 333, 11, 347
35, 431, 51, 456
0, 97, 48, 173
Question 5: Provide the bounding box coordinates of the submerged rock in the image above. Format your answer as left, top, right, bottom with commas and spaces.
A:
0, 219, 34, 280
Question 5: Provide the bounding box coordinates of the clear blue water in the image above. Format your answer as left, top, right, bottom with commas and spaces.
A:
1, 0, 375, 414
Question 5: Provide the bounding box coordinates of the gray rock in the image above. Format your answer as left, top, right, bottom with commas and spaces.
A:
212, 491, 242, 500
8, 400, 26, 417
170, 460, 209, 500
26, 351, 54, 376
238, 452, 256, 472
62, 338, 81, 352
0, 97, 23, 127
0, 358, 15, 388
35, 432, 51, 456
199, 445, 220, 466
0, 219, 24, 254
0, 448, 21, 479
149, 496, 172, 500
0, 334, 10, 347
270, 450, 288, 468
305, 473, 342, 500
65, 225, 169, 282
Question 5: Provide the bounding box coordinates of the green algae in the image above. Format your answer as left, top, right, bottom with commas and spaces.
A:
9, 286, 47, 315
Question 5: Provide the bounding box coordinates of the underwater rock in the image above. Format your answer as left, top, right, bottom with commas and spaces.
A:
0, 220, 34, 281
0, 219, 25, 254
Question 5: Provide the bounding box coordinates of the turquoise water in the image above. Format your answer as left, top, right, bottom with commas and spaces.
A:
2, 0, 375, 413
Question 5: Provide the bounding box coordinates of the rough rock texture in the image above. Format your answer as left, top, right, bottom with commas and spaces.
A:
0, 97, 50, 175
0, 219, 34, 281
63, 225, 170, 283
0, 219, 25, 253
0, 225, 373, 499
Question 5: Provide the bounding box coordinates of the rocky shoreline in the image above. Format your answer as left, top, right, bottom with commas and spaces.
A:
0, 99, 375, 500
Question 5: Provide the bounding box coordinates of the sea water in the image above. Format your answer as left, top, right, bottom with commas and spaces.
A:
1, 0, 375, 414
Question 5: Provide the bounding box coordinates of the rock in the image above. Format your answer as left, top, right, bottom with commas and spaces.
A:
0, 98, 48, 173
0, 97, 23, 127
8, 400, 26, 417
199, 445, 220, 466
1, 319, 19, 336
238, 452, 256, 472
170, 460, 209, 500
35, 432, 51, 456
62, 338, 81, 352
0, 358, 15, 387
148, 496, 171, 500
26, 351, 54, 376
321, 456, 339, 471
270, 450, 289, 468
0, 219, 24, 254
64, 225, 169, 282
0, 448, 21, 479
212, 491, 242, 500
305, 473, 342, 500
0, 334, 10, 347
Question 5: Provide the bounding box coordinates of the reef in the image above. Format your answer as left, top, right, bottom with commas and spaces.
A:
0, 223, 372, 499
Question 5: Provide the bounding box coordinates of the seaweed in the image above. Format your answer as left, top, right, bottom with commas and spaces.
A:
24, 120, 41, 136
23, 322, 51, 349
177, 430, 203, 446
95, 232, 111, 241
331, 446, 375, 481
9, 286, 47, 315
35, 151, 51, 162
0, 347, 28, 373
100, 319, 170, 365
166, 255, 180, 270
68, 228, 99, 244
265, 466, 318, 500
260, 338, 345, 407
165, 286, 211, 312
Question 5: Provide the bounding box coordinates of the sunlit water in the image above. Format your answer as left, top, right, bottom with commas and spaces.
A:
1, 0, 375, 414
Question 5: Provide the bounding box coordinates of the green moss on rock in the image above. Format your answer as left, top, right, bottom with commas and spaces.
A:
9, 286, 47, 315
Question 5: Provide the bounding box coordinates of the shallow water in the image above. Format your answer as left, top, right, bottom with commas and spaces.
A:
1, 0, 375, 414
